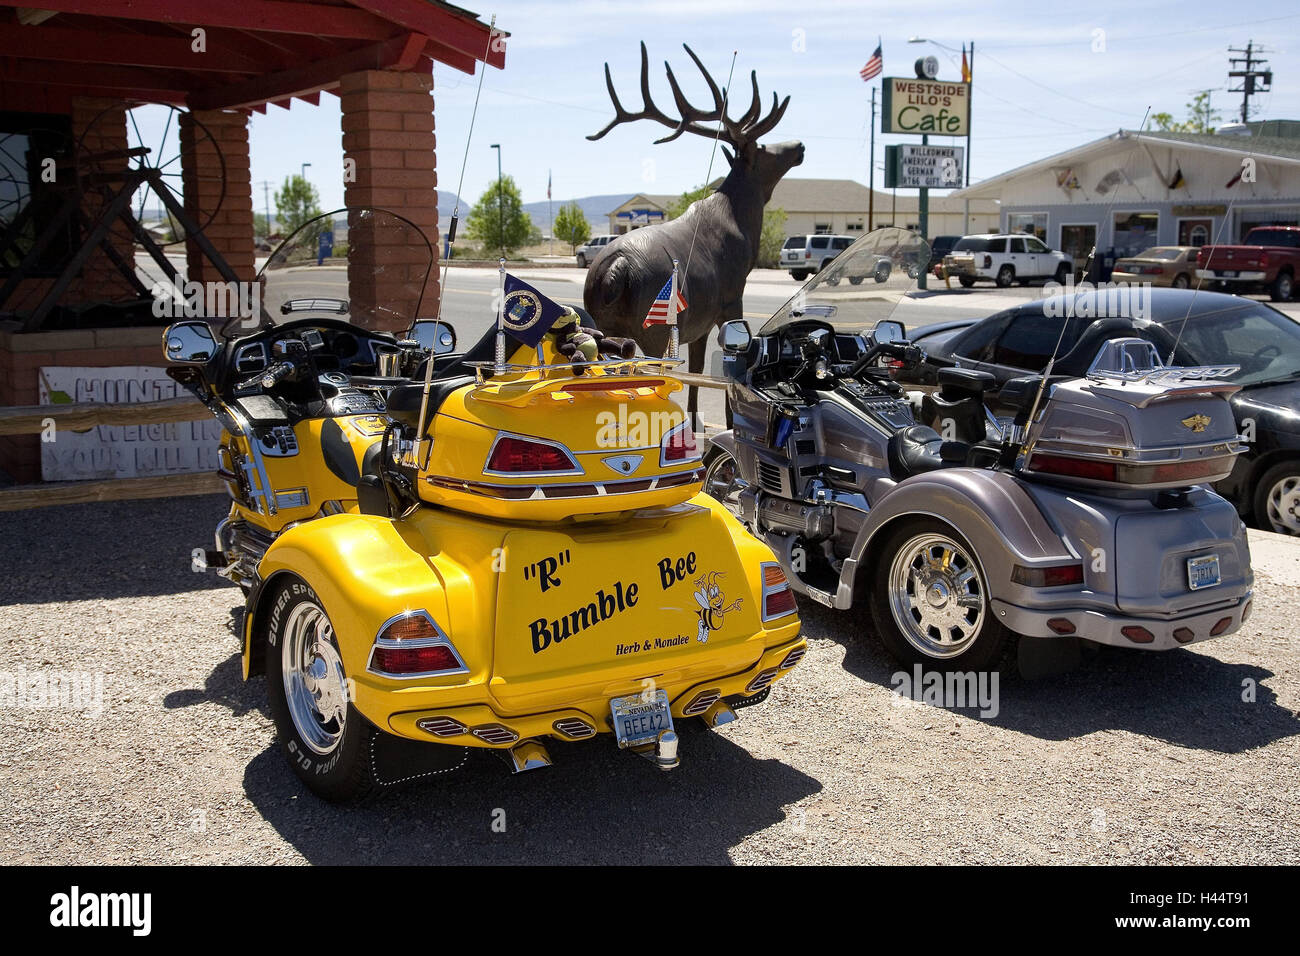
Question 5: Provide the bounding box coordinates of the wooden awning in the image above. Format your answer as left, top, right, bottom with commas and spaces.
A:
0, 0, 506, 112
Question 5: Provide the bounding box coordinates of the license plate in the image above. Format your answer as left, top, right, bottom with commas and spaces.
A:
1187, 554, 1221, 591
610, 689, 673, 749
1218, 270, 1238, 278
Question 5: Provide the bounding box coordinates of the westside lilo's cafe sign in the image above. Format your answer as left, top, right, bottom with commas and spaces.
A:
881, 78, 970, 135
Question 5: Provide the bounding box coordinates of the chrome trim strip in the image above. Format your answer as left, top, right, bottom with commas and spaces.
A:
425, 466, 704, 501
366, 609, 470, 680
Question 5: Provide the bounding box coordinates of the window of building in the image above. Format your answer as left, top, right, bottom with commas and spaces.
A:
814, 223, 832, 234
1007, 212, 1047, 241
1112, 211, 1159, 257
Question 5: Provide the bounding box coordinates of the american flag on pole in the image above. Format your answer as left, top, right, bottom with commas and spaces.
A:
859, 42, 882, 82
644, 273, 688, 327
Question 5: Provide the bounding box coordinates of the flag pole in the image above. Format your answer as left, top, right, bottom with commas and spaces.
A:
667, 258, 680, 359
495, 257, 507, 373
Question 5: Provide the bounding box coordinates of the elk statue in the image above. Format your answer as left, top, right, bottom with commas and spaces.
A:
583, 43, 804, 420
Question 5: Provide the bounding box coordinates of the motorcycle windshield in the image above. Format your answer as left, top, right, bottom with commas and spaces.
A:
760, 227, 931, 336
223, 208, 434, 337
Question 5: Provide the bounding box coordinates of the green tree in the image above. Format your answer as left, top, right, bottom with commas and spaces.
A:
1145, 92, 1221, 134
757, 207, 788, 268
465, 175, 533, 256
273, 175, 323, 235
668, 184, 713, 219
553, 202, 591, 252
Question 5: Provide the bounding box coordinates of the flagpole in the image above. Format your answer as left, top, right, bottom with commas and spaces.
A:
868, 85, 876, 231
668, 259, 680, 359
495, 257, 507, 372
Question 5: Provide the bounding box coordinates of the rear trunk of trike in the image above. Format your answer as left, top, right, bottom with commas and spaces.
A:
999, 373, 1254, 649
257, 352, 803, 749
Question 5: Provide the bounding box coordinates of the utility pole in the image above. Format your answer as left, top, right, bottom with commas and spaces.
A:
1228, 41, 1272, 124
257, 180, 273, 235
868, 86, 876, 231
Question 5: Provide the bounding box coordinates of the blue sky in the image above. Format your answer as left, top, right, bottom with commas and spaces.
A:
151, 1, 1300, 221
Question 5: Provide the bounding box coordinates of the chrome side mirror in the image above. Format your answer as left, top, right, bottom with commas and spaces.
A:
873, 319, 906, 344
410, 320, 457, 355
718, 319, 752, 354
163, 321, 219, 364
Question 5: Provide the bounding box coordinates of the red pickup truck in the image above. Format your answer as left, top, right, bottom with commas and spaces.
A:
1196, 226, 1300, 301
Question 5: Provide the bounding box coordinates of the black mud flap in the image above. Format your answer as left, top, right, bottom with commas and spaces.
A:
1017, 635, 1082, 680
369, 733, 470, 788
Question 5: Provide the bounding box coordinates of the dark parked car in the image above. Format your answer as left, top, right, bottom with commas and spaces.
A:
896, 288, 1300, 535
926, 235, 959, 273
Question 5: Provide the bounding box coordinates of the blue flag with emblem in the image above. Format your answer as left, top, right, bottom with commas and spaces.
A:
501, 273, 566, 347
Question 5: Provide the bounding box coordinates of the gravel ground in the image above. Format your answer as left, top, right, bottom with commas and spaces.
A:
1, 495, 1298, 865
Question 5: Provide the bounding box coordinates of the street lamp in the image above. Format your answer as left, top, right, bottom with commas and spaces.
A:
301, 162, 311, 181
490, 144, 503, 258
909, 35, 975, 240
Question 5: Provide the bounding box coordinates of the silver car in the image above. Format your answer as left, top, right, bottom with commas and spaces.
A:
575, 235, 615, 268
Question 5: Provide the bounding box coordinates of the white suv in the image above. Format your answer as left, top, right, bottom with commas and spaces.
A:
943, 234, 1073, 288
576, 235, 615, 268
782, 234, 855, 280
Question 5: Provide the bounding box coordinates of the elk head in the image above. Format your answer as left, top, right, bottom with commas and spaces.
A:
588, 43, 803, 201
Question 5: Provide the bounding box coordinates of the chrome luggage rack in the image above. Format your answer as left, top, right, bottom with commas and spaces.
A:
465, 356, 683, 384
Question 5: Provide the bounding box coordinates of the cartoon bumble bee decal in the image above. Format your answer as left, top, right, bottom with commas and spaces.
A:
693, 570, 743, 644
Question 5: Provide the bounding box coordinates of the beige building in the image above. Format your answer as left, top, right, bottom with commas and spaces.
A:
605, 178, 998, 239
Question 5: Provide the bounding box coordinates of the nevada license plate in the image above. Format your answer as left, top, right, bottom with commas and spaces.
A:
610, 689, 673, 749
1187, 554, 1221, 590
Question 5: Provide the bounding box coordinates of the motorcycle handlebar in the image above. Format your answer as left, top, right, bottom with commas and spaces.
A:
238, 360, 295, 393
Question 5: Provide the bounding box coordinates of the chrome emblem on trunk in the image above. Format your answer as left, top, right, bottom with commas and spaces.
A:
602, 454, 644, 475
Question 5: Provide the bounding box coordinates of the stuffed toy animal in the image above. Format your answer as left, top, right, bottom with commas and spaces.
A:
549, 306, 637, 373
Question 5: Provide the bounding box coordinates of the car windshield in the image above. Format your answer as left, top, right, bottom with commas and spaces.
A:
783, 236, 806, 249
1155, 301, 1300, 387
762, 226, 929, 335
952, 237, 999, 252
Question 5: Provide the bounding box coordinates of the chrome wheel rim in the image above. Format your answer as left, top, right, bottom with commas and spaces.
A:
887, 532, 986, 658
282, 601, 349, 755
703, 451, 743, 516
1265, 474, 1300, 535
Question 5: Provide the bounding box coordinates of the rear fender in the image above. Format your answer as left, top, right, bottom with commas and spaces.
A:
242, 514, 496, 708
708, 430, 737, 459
842, 469, 1074, 607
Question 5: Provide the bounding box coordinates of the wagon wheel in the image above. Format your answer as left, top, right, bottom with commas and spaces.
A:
74, 103, 226, 249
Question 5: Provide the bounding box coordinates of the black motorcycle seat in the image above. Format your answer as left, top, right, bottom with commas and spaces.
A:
385, 376, 473, 431
887, 424, 949, 481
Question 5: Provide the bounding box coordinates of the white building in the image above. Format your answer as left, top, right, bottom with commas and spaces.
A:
951, 125, 1300, 267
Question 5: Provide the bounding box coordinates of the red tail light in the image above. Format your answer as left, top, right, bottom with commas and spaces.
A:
761, 561, 798, 621
1012, 563, 1085, 588
368, 611, 467, 678
1027, 453, 1118, 483
486, 435, 579, 474
1122, 625, 1155, 644
660, 420, 701, 466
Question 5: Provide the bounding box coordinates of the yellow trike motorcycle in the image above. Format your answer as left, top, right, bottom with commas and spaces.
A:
162, 210, 804, 801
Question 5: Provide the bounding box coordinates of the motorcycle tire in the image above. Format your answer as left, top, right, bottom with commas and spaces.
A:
869, 518, 1012, 672
264, 575, 384, 802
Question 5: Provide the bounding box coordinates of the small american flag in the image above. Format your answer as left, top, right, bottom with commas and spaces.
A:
860, 43, 882, 82
644, 275, 688, 327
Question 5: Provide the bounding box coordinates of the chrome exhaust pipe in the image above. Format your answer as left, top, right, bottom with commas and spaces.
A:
505, 739, 552, 773
655, 730, 680, 771
702, 700, 737, 728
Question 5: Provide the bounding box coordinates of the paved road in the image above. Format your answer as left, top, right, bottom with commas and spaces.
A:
1, 496, 1297, 864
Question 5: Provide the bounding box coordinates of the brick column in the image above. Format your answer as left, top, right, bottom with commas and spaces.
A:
180, 109, 255, 296
340, 69, 439, 332
69, 96, 135, 304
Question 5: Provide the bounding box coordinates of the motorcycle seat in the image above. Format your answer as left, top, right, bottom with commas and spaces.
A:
887, 424, 953, 481
385, 376, 474, 432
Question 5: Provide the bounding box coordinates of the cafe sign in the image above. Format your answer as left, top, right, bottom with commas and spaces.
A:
881, 78, 971, 135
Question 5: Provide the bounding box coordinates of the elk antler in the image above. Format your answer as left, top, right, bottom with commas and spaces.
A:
587, 42, 789, 150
